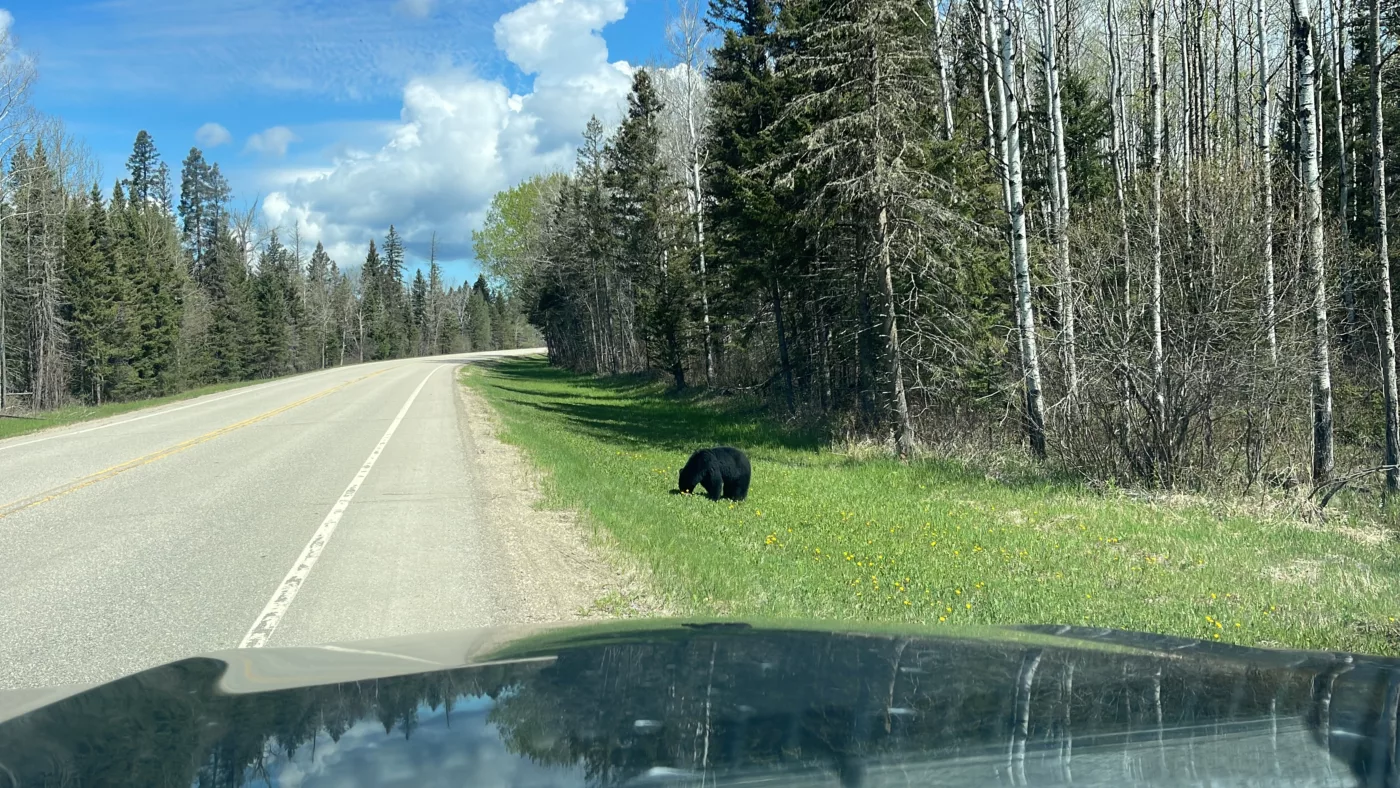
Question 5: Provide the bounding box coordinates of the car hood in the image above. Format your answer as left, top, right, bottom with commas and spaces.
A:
0, 619, 1397, 787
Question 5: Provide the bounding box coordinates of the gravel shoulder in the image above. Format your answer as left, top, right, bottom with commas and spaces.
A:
455, 369, 663, 621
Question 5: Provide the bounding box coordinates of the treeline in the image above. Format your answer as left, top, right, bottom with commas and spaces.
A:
479, 0, 1400, 492
0, 44, 534, 413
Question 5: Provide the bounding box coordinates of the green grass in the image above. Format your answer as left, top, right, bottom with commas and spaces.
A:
0, 380, 261, 441
465, 357, 1400, 655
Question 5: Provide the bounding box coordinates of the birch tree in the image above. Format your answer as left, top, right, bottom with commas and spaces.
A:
1040, 0, 1076, 402
1148, 0, 1167, 434
1294, 0, 1334, 483
996, 0, 1048, 458
1257, 0, 1277, 365
1369, 0, 1397, 492
666, 0, 717, 385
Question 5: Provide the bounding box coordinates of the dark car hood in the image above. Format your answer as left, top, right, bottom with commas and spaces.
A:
1, 619, 1398, 787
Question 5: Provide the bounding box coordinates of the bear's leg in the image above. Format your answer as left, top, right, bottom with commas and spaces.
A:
725, 475, 749, 502
701, 468, 724, 501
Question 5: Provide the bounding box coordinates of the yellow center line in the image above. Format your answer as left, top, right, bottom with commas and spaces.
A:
0, 369, 389, 521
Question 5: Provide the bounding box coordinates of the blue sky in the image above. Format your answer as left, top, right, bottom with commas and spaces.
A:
6, 0, 671, 285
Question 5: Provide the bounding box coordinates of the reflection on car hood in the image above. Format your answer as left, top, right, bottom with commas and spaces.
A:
0, 619, 1397, 787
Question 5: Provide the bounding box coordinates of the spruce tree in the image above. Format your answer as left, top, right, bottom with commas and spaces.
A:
64, 186, 115, 402
178, 147, 211, 266
203, 225, 253, 381
608, 69, 691, 387
411, 268, 428, 353
361, 239, 392, 360
252, 231, 293, 377
124, 131, 160, 205
306, 241, 333, 368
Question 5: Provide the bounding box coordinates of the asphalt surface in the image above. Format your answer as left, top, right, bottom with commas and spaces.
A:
0, 350, 548, 691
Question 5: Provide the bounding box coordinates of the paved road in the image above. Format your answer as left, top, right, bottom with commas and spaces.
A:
0, 350, 548, 691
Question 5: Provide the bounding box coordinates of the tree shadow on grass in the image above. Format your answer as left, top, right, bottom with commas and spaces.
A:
475, 358, 821, 454
474, 358, 1078, 493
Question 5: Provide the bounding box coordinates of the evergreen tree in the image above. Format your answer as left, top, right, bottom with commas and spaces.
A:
202, 225, 253, 381
154, 161, 174, 216
252, 231, 293, 377
113, 166, 185, 396
467, 289, 492, 351
472, 273, 492, 303
411, 268, 428, 352
608, 69, 692, 387
361, 239, 393, 360
64, 186, 118, 402
306, 241, 334, 368
124, 130, 160, 205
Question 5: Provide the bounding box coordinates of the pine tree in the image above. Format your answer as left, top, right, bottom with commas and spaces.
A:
178, 147, 212, 266
608, 69, 692, 388
378, 225, 409, 357
64, 186, 114, 402
252, 231, 293, 377
124, 130, 160, 205
361, 239, 392, 360
467, 288, 492, 351
306, 241, 333, 368
411, 268, 428, 352
706, 0, 798, 408
780, 0, 966, 456
203, 224, 253, 381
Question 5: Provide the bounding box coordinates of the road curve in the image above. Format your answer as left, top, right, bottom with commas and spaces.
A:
0, 349, 547, 691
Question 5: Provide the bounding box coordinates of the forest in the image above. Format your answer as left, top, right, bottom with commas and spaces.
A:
477, 0, 1400, 495
0, 32, 535, 417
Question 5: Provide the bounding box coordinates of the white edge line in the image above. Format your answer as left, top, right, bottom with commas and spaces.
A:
239, 365, 444, 649
0, 367, 344, 454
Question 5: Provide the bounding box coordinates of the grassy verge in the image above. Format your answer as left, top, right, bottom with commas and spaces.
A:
465, 357, 1400, 655
0, 380, 261, 441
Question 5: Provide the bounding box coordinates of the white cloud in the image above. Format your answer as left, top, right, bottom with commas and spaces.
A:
395, 0, 435, 18
246, 125, 300, 157
195, 122, 232, 148
263, 0, 634, 272
0, 9, 13, 35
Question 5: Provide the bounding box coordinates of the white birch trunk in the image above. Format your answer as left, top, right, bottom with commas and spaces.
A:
1042, 0, 1076, 402
996, 0, 1048, 458
931, 0, 956, 140
1149, 0, 1167, 425
1370, 0, 1398, 491
1294, 0, 1334, 483
1258, 0, 1278, 365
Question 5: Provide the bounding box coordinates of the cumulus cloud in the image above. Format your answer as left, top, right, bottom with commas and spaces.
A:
262, 0, 634, 273
195, 122, 232, 148
395, 0, 435, 18
246, 125, 300, 157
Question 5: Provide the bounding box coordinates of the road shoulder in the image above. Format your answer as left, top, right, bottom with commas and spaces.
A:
455, 367, 663, 620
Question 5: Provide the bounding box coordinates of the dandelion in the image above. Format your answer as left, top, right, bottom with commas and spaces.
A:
965, 603, 972, 609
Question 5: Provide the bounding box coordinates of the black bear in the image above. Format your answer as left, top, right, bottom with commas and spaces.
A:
676, 447, 751, 501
